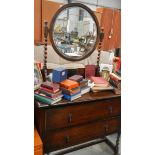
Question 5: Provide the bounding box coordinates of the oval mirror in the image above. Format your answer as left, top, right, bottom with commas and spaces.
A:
49, 3, 100, 61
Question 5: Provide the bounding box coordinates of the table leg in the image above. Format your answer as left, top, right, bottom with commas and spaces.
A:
114, 131, 121, 155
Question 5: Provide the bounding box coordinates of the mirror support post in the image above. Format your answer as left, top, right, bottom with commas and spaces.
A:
43, 21, 49, 81
96, 27, 104, 76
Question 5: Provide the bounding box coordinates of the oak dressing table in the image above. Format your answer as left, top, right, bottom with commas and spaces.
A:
34, 90, 121, 154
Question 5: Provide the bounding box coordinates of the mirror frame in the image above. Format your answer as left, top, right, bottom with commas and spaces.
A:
49, 3, 100, 61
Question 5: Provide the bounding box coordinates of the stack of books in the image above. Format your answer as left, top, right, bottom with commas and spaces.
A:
60, 79, 81, 101
90, 76, 113, 92
69, 75, 90, 95
34, 81, 63, 106
109, 72, 121, 94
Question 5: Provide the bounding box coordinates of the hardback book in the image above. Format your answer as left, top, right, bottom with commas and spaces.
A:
38, 89, 62, 99
36, 101, 49, 107
79, 79, 88, 88
85, 65, 96, 79
60, 79, 79, 90
34, 94, 62, 105
81, 86, 91, 95
41, 81, 60, 91
35, 91, 63, 100
69, 75, 83, 82
63, 92, 81, 101
61, 86, 80, 96
109, 73, 121, 82
113, 88, 121, 95
91, 85, 114, 92
109, 78, 121, 89
90, 76, 109, 87
39, 86, 59, 93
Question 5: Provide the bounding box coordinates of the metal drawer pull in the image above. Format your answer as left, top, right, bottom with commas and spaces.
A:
68, 113, 72, 123
108, 106, 113, 113
64, 136, 70, 144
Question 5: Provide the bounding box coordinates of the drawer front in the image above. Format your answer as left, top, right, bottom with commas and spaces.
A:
46, 97, 121, 130
44, 117, 120, 152
106, 117, 121, 134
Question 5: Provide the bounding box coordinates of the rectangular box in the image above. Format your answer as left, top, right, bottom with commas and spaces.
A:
52, 67, 68, 83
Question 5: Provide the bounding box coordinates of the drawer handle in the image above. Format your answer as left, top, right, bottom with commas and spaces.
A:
108, 106, 113, 114
64, 136, 70, 144
68, 113, 72, 123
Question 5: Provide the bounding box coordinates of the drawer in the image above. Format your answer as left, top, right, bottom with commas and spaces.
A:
46, 97, 121, 130
44, 117, 120, 152
106, 117, 120, 134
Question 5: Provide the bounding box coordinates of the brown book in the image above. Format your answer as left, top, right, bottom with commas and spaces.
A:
60, 79, 79, 90
79, 79, 88, 88
69, 75, 83, 82
61, 87, 80, 95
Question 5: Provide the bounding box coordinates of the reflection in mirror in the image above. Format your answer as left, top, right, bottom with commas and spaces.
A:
51, 5, 98, 61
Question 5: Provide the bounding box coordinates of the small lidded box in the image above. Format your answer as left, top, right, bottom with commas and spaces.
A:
52, 67, 68, 83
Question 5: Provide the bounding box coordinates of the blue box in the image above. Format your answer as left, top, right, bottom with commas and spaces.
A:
52, 67, 68, 83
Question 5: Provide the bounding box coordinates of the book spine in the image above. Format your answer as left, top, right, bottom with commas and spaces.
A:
61, 87, 80, 95
41, 84, 59, 91
41, 84, 54, 90
109, 79, 118, 88
63, 94, 71, 101
39, 89, 53, 97
34, 94, 51, 104
109, 74, 120, 82
39, 89, 62, 98
109, 79, 121, 89
40, 87, 59, 93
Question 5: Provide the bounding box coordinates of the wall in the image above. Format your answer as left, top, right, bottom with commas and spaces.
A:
48, 0, 121, 10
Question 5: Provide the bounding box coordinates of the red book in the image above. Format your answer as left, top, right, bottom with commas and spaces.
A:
41, 81, 59, 91
39, 87, 59, 93
85, 65, 96, 79
90, 76, 109, 87
116, 58, 121, 71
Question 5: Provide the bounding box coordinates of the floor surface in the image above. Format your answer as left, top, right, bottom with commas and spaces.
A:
46, 134, 120, 155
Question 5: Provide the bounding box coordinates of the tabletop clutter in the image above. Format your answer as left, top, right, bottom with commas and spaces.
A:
34, 66, 121, 106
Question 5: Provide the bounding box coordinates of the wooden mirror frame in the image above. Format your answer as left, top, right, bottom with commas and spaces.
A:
49, 3, 100, 61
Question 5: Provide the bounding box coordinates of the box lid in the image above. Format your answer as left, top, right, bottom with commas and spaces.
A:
54, 67, 66, 72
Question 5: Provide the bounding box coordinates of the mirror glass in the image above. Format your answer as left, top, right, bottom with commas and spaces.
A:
50, 4, 99, 61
